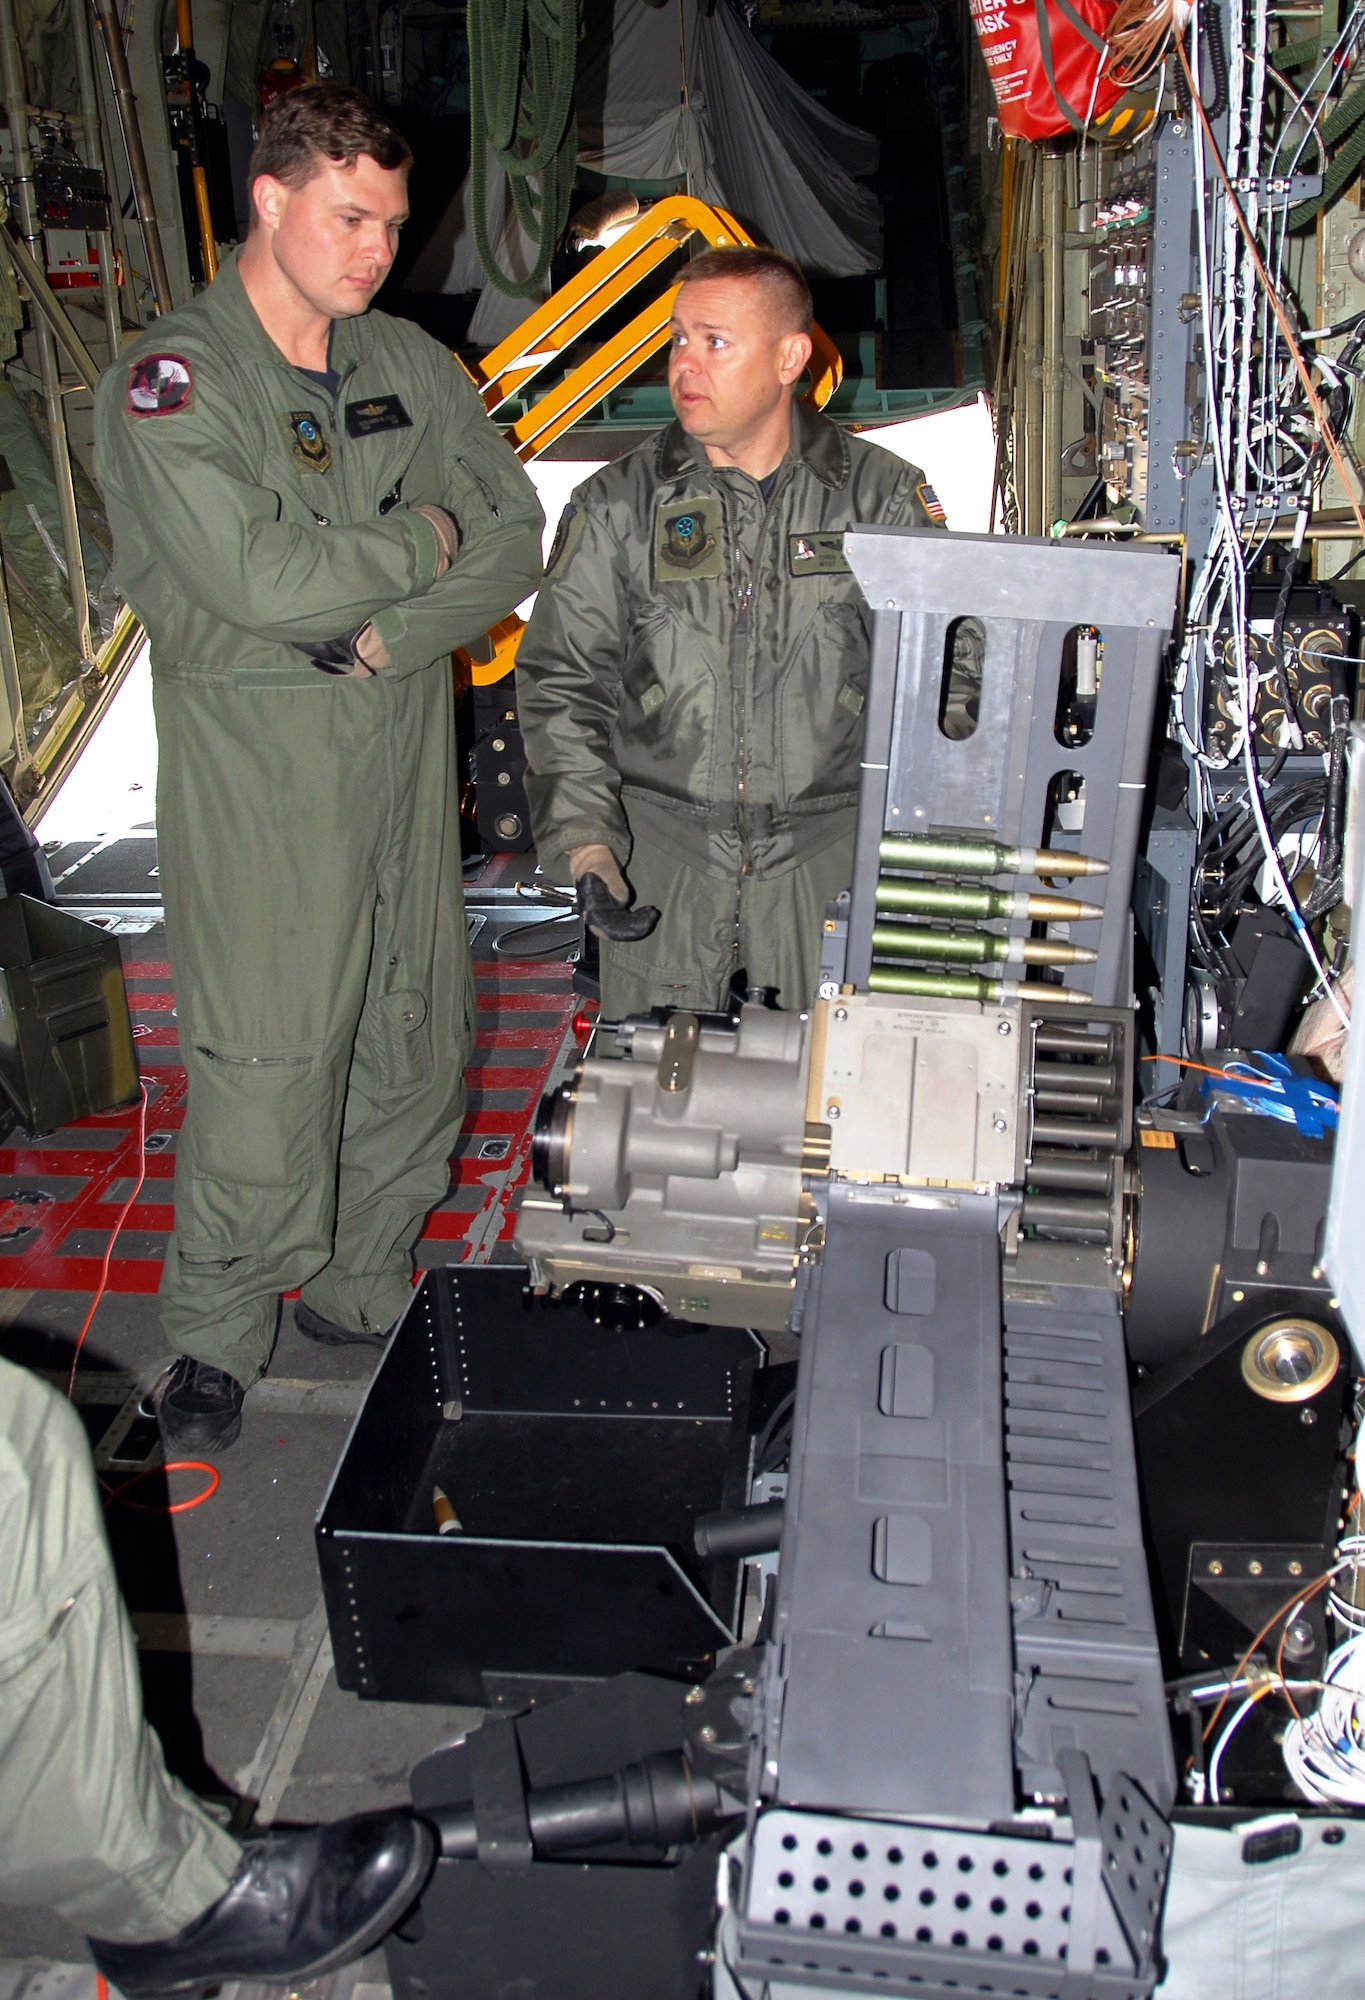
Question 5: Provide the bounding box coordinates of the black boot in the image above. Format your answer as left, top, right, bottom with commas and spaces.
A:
155, 1356, 245, 1454
90, 1810, 435, 1998
295, 1300, 392, 1349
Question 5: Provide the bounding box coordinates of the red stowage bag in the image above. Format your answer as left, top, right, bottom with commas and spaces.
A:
970, 0, 1124, 141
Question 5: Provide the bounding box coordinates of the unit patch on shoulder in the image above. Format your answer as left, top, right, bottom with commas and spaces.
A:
282, 410, 332, 475
654, 497, 722, 581
345, 395, 412, 438
126, 353, 192, 417
788, 531, 849, 577
916, 481, 947, 525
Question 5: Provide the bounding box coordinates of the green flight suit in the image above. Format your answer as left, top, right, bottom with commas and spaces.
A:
0, 1357, 240, 1938
93, 252, 543, 1386
516, 401, 944, 1017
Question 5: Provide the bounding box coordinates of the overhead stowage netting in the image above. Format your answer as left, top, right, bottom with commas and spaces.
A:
406, 0, 883, 343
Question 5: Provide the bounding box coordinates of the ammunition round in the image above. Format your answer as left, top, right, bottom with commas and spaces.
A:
867, 966, 1092, 1004
877, 833, 1110, 879
871, 924, 1098, 968
875, 879, 1104, 922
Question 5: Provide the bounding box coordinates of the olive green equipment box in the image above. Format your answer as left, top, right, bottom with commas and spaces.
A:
0, 896, 139, 1135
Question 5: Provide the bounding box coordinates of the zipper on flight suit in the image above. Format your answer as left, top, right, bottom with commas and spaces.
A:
732, 538, 754, 877
456, 455, 503, 523
731, 470, 790, 879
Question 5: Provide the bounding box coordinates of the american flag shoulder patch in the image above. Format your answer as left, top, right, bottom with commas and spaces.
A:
916, 481, 947, 524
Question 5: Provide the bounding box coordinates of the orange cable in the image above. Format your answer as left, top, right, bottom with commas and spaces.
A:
100, 1459, 219, 1515
1203, 1568, 1337, 1742
1138, 1054, 1257, 1080
66, 1084, 148, 1401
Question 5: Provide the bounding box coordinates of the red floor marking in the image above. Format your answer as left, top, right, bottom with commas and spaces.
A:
0, 1067, 185, 1294
0, 956, 576, 1294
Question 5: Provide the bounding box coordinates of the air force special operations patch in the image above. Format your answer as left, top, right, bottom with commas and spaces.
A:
653, 498, 722, 579
284, 410, 332, 474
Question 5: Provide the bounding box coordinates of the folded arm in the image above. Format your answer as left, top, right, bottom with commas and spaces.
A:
365, 357, 545, 673
94, 363, 445, 645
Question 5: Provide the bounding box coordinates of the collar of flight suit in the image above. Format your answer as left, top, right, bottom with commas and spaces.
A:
654, 396, 851, 491
194, 246, 374, 386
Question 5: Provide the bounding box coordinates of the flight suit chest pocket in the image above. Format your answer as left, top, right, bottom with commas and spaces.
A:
653, 497, 724, 584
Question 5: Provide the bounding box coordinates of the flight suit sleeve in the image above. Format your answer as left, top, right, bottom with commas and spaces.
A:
515, 497, 633, 878
888, 459, 949, 530
365, 352, 544, 673
93, 354, 446, 646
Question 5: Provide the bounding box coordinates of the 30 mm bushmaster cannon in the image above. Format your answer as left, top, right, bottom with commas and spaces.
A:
514, 526, 1187, 2000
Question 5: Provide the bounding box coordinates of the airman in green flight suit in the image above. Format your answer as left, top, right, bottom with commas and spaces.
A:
93, 86, 542, 1452
516, 245, 949, 1021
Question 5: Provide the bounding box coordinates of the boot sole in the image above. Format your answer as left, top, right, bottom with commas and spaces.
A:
156, 1404, 243, 1455
107, 1821, 437, 1997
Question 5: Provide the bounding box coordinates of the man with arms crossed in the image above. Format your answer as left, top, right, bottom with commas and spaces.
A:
95, 86, 543, 1452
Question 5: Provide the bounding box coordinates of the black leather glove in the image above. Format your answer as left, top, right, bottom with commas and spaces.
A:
577, 871, 660, 943
295, 629, 365, 674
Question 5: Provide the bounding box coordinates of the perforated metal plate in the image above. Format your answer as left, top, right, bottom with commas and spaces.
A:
741, 1808, 1142, 1998
1100, 1777, 1171, 1965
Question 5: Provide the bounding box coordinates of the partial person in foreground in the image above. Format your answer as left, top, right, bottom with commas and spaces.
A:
516, 244, 950, 1020
93, 86, 543, 1453
0, 1355, 433, 1996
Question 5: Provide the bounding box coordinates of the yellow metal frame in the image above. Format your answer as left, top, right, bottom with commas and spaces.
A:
461, 193, 844, 686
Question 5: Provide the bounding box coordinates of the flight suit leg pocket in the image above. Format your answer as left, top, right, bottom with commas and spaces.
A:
186, 1042, 326, 1187
372, 988, 433, 1093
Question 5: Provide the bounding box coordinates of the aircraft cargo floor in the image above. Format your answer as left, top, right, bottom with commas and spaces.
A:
0, 840, 583, 1986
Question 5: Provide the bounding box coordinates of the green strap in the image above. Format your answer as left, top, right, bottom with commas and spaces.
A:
1270, 33, 1320, 72
1033, 0, 1095, 133
1287, 108, 1365, 229
469, 0, 581, 298
1313, 76, 1365, 151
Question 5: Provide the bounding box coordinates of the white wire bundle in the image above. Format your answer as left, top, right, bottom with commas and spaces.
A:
1282, 1633, 1365, 1805
1175, 0, 1355, 1029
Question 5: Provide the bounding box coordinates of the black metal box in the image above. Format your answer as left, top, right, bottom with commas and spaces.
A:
316, 1265, 763, 1705
0, 896, 138, 1132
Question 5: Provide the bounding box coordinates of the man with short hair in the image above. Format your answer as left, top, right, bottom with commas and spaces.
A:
516, 245, 947, 1019
94, 85, 543, 1452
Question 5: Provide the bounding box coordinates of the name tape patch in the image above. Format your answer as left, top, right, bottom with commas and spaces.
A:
126, 353, 192, 417
788, 531, 849, 577
346, 395, 412, 438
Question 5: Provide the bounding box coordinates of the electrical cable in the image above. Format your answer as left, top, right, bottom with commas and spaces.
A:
1282, 1633, 1365, 1804
491, 914, 581, 959
100, 1460, 220, 1514
1208, 1687, 1273, 1802
1183, 34, 1352, 1030
1203, 1565, 1342, 1743
66, 1082, 148, 1401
